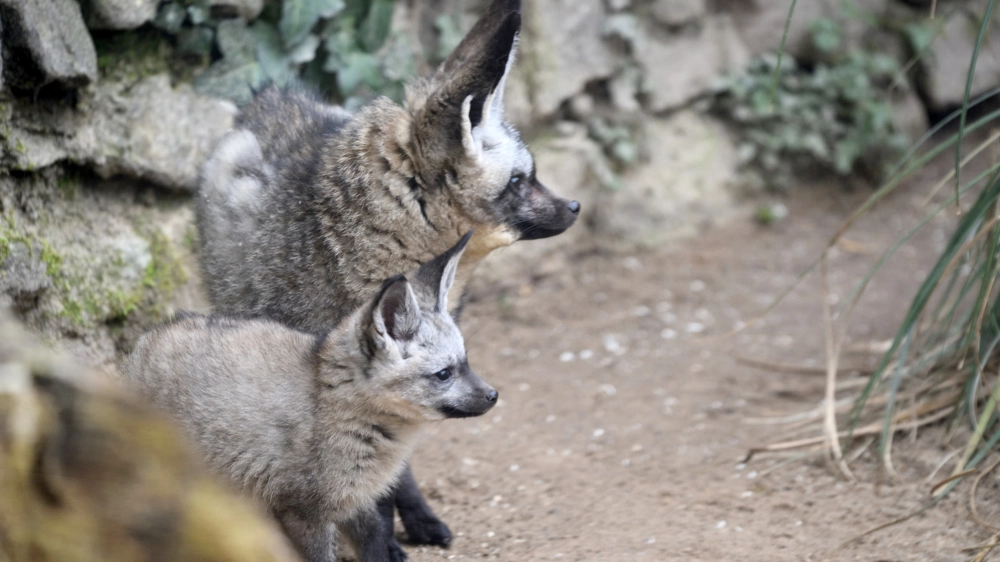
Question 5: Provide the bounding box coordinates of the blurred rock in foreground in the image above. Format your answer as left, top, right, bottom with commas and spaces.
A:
0, 308, 300, 562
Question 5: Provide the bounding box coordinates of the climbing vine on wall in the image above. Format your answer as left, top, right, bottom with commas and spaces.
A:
150, 0, 421, 107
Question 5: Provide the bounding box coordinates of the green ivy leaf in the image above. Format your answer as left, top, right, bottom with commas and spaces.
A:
810, 18, 842, 53
336, 51, 382, 94
280, 0, 345, 49
176, 26, 215, 58
252, 21, 296, 86
903, 21, 935, 53
194, 20, 263, 104
322, 16, 358, 71
611, 139, 638, 165
288, 34, 321, 64
833, 137, 861, 174
359, 0, 394, 52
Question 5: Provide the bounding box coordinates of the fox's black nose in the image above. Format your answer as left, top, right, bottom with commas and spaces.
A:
485, 390, 498, 404
567, 200, 581, 214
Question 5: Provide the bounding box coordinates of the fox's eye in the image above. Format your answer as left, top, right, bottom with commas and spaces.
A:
508, 174, 525, 190
434, 368, 452, 381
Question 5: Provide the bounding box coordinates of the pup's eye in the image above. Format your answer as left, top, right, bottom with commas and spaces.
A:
434, 368, 452, 381
508, 174, 524, 189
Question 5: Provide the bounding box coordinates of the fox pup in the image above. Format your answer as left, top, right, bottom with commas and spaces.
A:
121, 234, 496, 562
196, 0, 572, 550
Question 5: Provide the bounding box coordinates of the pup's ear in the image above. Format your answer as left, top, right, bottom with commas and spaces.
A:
415, 230, 473, 313
371, 276, 422, 347
414, 0, 520, 156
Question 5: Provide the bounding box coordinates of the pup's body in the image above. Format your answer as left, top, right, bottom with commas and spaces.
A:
121, 235, 495, 562
196, 0, 577, 549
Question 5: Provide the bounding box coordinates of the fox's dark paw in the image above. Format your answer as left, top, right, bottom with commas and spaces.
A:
400, 513, 452, 547
388, 538, 409, 562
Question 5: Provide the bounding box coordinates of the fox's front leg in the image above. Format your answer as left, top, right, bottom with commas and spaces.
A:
392, 464, 452, 547
342, 505, 405, 562
274, 509, 336, 562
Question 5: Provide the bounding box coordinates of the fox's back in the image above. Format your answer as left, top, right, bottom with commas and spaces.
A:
122, 314, 318, 497
236, 87, 351, 193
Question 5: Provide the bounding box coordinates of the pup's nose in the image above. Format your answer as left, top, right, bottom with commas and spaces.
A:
567, 200, 581, 214
485, 390, 498, 404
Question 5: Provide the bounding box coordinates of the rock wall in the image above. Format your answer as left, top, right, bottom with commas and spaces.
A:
0, 0, 994, 368
0, 308, 300, 562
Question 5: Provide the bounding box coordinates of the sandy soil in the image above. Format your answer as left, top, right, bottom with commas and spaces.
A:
398, 178, 996, 561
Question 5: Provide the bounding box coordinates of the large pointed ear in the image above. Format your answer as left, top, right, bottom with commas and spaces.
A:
415, 231, 473, 313
371, 275, 422, 348
414, 0, 520, 155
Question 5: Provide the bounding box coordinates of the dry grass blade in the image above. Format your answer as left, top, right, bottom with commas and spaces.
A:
968, 533, 1000, 562
744, 400, 956, 461
921, 130, 1000, 207
969, 457, 1000, 532
930, 469, 977, 496
743, 396, 857, 426
955, 366, 1000, 476
844, 340, 894, 354
822, 255, 856, 479
836, 499, 941, 552
926, 448, 963, 483
735, 355, 874, 375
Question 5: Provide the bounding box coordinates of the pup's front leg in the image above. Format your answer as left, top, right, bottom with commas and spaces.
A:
393, 464, 452, 547
342, 506, 406, 562
274, 509, 337, 562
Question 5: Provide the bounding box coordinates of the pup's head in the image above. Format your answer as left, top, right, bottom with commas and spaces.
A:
347, 231, 497, 420
407, 0, 580, 243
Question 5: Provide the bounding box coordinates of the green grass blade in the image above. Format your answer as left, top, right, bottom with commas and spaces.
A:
960, 209, 1000, 371
955, 0, 997, 204
849, 177, 1000, 437
757, 107, 1000, 326
878, 330, 913, 460
768, 0, 798, 112
955, 372, 1000, 474
833, 107, 1000, 245
837, 161, 1000, 318
887, 86, 1000, 180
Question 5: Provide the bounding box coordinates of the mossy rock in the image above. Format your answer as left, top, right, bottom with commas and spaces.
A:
0, 309, 300, 562
0, 169, 201, 363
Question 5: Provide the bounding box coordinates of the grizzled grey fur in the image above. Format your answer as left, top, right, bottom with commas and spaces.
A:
196, 0, 579, 332
195, 0, 577, 553
121, 234, 497, 562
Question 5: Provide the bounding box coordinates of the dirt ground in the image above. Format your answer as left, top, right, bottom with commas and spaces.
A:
399, 177, 997, 561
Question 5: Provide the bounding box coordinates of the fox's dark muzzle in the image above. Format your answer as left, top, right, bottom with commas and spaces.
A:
511, 179, 580, 240
438, 366, 498, 418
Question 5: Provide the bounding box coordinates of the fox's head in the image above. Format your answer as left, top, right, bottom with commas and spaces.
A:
327, 231, 497, 421
406, 0, 579, 247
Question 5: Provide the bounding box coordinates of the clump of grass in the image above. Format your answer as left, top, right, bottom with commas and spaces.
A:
713, 11, 910, 190
746, 0, 1000, 545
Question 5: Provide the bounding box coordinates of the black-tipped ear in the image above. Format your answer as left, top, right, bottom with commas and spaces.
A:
373, 275, 422, 345
425, 0, 521, 129
415, 231, 473, 313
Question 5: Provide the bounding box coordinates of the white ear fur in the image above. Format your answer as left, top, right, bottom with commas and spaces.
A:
489, 33, 518, 119
460, 33, 519, 161
437, 242, 466, 312
461, 94, 479, 160
373, 280, 423, 348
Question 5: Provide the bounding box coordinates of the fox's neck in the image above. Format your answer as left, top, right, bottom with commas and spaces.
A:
448, 224, 518, 312
310, 323, 422, 517
327, 102, 518, 313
